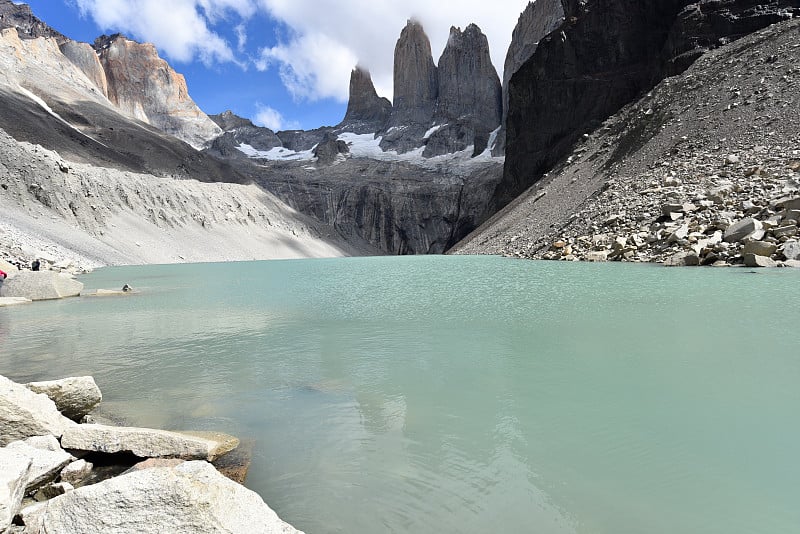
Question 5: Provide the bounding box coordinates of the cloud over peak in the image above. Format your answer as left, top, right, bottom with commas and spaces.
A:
74, 0, 531, 102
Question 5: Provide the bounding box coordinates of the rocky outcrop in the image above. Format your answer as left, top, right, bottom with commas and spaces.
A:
94, 34, 222, 149
339, 67, 392, 134
313, 133, 349, 165
61, 425, 240, 461
209, 110, 254, 132
59, 41, 108, 98
26, 377, 102, 421
5, 436, 74, 493
380, 21, 439, 153
424, 24, 502, 157
0, 271, 83, 301
0, 448, 31, 532
0, 376, 76, 446
206, 111, 283, 160
498, 0, 800, 210
0, 0, 67, 43
21, 461, 302, 534
493, 0, 566, 155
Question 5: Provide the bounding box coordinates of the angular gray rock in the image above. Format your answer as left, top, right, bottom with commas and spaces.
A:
424, 24, 502, 157
664, 251, 700, 266
339, 66, 392, 134
0, 448, 31, 533
33, 481, 73, 502
313, 133, 350, 165
380, 20, 438, 153
723, 217, 763, 243
60, 425, 239, 461
5, 435, 74, 492
742, 241, 777, 257
781, 240, 800, 261
26, 377, 102, 421
494, 0, 566, 155
21, 461, 302, 534
0, 375, 76, 446
0, 271, 83, 301
59, 460, 92, 486
744, 254, 778, 268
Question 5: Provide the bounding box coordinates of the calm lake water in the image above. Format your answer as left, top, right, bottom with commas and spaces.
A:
1, 256, 798, 533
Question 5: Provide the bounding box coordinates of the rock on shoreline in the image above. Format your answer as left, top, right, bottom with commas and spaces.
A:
0, 374, 302, 533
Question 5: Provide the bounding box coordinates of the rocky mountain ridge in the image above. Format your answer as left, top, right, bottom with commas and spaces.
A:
0, 1, 221, 149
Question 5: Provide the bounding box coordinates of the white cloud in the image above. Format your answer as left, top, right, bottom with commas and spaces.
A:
255, 0, 532, 102
74, 0, 533, 102
256, 32, 358, 103
253, 103, 298, 131
74, 0, 239, 64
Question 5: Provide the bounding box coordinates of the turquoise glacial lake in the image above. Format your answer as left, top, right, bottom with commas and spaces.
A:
1, 256, 798, 533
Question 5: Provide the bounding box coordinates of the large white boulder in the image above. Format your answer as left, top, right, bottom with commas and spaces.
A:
26, 377, 102, 421
0, 448, 32, 533
5, 436, 74, 493
0, 271, 83, 301
21, 461, 302, 533
0, 375, 76, 446
60, 425, 239, 461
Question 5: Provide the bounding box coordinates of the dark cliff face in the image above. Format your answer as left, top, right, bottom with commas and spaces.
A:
380, 21, 439, 153
0, 0, 67, 43
255, 159, 503, 255
339, 67, 392, 134
424, 24, 502, 157
493, 0, 566, 155
498, 0, 800, 210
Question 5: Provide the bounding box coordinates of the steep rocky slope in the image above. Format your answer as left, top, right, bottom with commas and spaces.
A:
496, 0, 800, 210
0, 126, 367, 270
454, 18, 800, 267
93, 34, 222, 149
0, 28, 240, 184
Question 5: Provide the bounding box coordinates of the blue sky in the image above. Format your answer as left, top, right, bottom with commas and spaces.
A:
21, 0, 530, 131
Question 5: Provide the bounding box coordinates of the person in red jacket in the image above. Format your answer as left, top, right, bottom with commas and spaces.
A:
0, 269, 6, 280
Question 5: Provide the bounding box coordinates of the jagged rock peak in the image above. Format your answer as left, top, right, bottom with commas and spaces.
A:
340, 66, 392, 134
93, 33, 127, 51
0, 0, 67, 43
390, 19, 438, 125
210, 110, 255, 131
94, 34, 222, 148
436, 23, 501, 128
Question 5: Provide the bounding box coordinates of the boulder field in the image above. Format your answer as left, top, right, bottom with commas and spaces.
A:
0, 374, 301, 533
